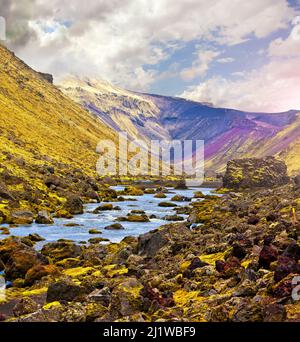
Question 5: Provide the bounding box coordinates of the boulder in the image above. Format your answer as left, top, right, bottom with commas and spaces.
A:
174, 180, 187, 189
35, 210, 54, 224
109, 278, 142, 319
10, 210, 33, 224
164, 215, 185, 221
24, 264, 60, 286
41, 241, 82, 262
87, 287, 111, 307
274, 256, 300, 282
5, 247, 48, 280
117, 214, 150, 222
104, 223, 124, 230
158, 202, 177, 207
138, 222, 191, 257
93, 204, 113, 213
13, 298, 40, 317
47, 279, 84, 302
88, 229, 102, 234
121, 186, 144, 196
154, 193, 167, 198
223, 156, 290, 189
258, 245, 278, 269
64, 195, 83, 215
171, 195, 190, 202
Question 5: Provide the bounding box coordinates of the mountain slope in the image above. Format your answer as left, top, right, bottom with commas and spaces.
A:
59, 76, 170, 142
59, 76, 300, 175
0, 45, 119, 219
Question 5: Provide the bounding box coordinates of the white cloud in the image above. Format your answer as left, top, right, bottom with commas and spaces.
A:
179, 11, 300, 113
268, 32, 300, 57
180, 57, 300, 112
217, 57, 235, 63
180, 49, 219, 81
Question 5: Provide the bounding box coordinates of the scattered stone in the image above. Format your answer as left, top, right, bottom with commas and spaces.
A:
259, 245, 278, 269
89, 229, 102, 234
164, 215, 185, 221
10, 210, 33, 225
41, 241, 82, 262
64, 195, 83, 215
154, 193, 167, 198
35, 210, 54, 224
104, 223, 124, 230
158, 202, 177, 207
47, 279, 83, 302
13, 298, 40, 317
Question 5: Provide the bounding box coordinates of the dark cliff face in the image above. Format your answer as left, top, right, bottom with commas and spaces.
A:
223, 156, 290, 189
38, 72, 53, 84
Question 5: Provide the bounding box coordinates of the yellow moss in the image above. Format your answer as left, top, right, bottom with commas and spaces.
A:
173, 289, 202, 306
286, 301, 300, 320
43, 301, 62, 310
92, 270, 102, 277
241, 259, 252, 268
180, 260, 191, 272
63, 266, 94, 278
200, 251, 227, 265
22, 287, 48, 296
102, 264, 128, 277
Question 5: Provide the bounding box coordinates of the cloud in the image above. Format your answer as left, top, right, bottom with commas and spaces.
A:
217, 57, 235, 63
179, 56, 300, 112
268, 32, 300, 57
180, 49, 219, 81
0, 0, 297, 97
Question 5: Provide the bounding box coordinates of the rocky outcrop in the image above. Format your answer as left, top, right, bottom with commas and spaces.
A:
37, 72, 53, 84
223, 156, 290, 189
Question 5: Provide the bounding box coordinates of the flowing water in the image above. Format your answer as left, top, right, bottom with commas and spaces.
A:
0, 186, 216, 248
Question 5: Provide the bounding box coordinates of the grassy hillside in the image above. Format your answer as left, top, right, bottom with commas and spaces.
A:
0, 44, 119, 221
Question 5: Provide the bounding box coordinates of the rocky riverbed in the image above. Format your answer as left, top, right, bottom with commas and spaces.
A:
1, 179, 300, 321
0, 157, 300, 322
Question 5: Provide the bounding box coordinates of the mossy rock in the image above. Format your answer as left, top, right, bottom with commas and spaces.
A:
158, 202, 177, 207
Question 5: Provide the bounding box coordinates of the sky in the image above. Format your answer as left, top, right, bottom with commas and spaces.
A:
1, 0, 300, 112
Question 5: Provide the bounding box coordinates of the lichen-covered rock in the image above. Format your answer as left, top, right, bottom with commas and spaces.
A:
41, 241, 82, 262
47, 279, 84, 302
117, 214, 150, 222
104, 223, 124, 230
223, 157, 290, 189
109, 278, 142, 319
9, 210, 34, 224
24, 264, 60, 286
274, 256, 300, 282
64, 195, 83, 215
0, 238, 49, 280
259, 245, 278, 269
35, 210, 54, 224
158, 201, 177, 207
13, 297, 40, 317
164, 215, 185, 221
137, 222, 191, 257
120, 186, 144, 196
